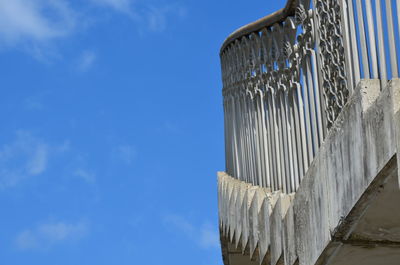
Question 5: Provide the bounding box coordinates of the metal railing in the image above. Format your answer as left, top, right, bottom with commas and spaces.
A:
220, 0, 400, 193
340, 0, 400, 89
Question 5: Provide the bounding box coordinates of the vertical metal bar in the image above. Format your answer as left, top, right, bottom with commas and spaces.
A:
251, 96, 263, 186
264, 92, 276, 190
345, 0, 361, 85
339, 0, 356, 90
301, 63, 314, 164
252, 34, 267, 186
310, 51, 324, 146
224, 96, 230, 176
270, 91, 282, 191
227, 97, 232, 176
232, 96, 240, 179
224, 98, 230, 175
365, 0, 379, 78
254, 96, 263, 186
235, 45, 245, 181
311, 0, 328, 138
272, 91, 284, 191
261, 29, 275, 190
249, 97, 257, 184
284, 17, 299, 192
291, 87, 303, 189
230, 98, 236, 177
246, 96, 253, 184
244, 96, 253, 183
284, 91, 296, 193
385, 0, 398, 78
228, 97, 234, 177
259, 92, 272, 188
266, 92, 277, 190
296, 75, 309, 177
273, 25, 286, 192
305, 56, 318, 156
230, 98, 235, 177
247, 96, 254, 184
276, 92, 284, 192
231, 95, 237, 178
375, 0, 387, 88
264, 92, 273, 188
264, 28, 278, 190
356, 0, 370, 78
288, 89, 299, 192
251, 98, 259, 185
281, 91, 289, 193
232, 98, 237, 177
236, 94, 246, 181
241, 96, 248, 182
239, 41, 250, 182
256, 93, 267, 187
226, 96, 232, 176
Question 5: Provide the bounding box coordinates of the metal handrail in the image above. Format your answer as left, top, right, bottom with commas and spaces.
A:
220, 0, 298, 55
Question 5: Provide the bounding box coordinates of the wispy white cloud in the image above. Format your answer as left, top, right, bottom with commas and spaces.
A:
0, 130, 100, 190
24, 97, 45, 111
115, 144, 136, 165
0, 0, 186, 63
163, 120, 182, 134
89, 0, 187, 32
145, 6, 168, 32
163, 214, 220, 250
0, 0, 77, 46
56, 140, 71, 153
15, 220, 88, 250
0, 131, 49, 189
77, 50, 97, 72
144, 5, 187, 32
0, 1, 186, 60
26, 143, 48, 175
74, 168, 96, 184
199, 223, 220, 249
0, 131, 74, 189
164, 214, 195, 235
89, 0, 134, 14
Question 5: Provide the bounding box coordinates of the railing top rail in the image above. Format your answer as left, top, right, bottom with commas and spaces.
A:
220, 0, 298, 55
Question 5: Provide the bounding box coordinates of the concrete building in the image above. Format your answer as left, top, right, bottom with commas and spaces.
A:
217, 0, 400, 264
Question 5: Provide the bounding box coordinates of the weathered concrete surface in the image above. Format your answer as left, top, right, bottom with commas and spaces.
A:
328, 245, 400, 265
218, 79, 400, 265
349, 165, 400, 242
391, 79, 400, 186
315, 156, 400, 265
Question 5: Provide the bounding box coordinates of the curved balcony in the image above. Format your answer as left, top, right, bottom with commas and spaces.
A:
220, 0, 400, 194
218, 1, 400, 265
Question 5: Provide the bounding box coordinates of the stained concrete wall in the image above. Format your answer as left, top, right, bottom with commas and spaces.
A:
218, 79, 400, 265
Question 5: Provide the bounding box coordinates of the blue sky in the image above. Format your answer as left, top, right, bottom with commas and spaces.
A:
0, 0, 285, 264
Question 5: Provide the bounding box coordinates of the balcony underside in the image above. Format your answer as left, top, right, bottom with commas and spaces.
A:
218, 79, 400, 265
